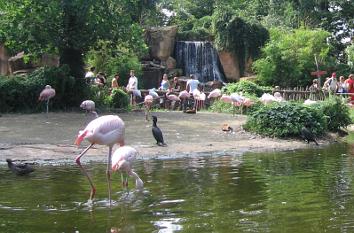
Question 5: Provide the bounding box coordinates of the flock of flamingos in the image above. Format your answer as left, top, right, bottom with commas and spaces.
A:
29, 83, 290, 206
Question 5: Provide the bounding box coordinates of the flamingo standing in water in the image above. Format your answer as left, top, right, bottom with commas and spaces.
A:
80, 100, 98, 119
166, 91, 180, 110
75, 115, 125, 204
178, 90, 190, 111
111, 146, 143, 190
38, 85, 56, 114
144, 94, 154, 121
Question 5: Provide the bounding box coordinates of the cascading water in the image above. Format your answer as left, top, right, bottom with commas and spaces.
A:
175, 41, 226, 83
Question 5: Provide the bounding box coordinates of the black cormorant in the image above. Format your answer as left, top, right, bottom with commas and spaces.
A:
151, 116, 167, 146
300, 127, 319, 145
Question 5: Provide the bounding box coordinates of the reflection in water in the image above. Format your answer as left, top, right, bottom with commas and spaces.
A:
1, 143, 354, 232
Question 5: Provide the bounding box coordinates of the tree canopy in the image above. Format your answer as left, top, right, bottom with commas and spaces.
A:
0, 0, 147, 78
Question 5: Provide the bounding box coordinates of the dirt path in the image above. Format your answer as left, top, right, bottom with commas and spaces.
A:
0, 111, 324, 164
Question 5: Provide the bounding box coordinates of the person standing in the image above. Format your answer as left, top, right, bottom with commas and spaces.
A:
85, 67, 95, 84
159, 74, 170, 90
111, 74, 120, 89
324, 72, 337, 94
186, 74, 200, 94
345, 74, 354, 104
126, 70, 139, 105
337, 76, 347, 94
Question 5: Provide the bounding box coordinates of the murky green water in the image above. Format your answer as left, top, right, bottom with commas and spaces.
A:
1, 143, 354, 233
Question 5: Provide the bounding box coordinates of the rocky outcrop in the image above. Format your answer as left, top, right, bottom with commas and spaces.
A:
145, 26, 178, 61
8, 52, 36, 74
218, 51, 240, 81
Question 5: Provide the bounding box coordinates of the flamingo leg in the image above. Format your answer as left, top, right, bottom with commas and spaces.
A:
46, 99, 49, 115
121, 173, 125, 188
75, 143, 96, 200
107, 146, 113, 206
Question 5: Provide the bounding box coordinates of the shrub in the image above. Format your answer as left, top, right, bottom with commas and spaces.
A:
209, 99, 234, 114
244, 102, 327, 138
222, 80, 272, 97
315, 97, 351, 131
108, 88, 130, 110
88, 85, 110, 110
0, 66, 84, 112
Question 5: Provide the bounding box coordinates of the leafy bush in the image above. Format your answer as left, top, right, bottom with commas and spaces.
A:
315, 97, 351, 131
244, 102, 327, 137
0, 66, 84, 112
109, 88, 130, 110
209, 99, 234, 114
177, 28, 213, 41
222, 80, 272, 97
88, 85, 110, 110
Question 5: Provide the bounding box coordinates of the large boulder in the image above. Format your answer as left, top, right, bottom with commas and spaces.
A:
218, 51, 240, 81
145, 26, 178, 62
8, 52, 35, 74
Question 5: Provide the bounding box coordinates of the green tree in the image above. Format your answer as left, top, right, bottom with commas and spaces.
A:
346, 44, 354, 69
253, 27, 330, 87
0, 0, 147, 79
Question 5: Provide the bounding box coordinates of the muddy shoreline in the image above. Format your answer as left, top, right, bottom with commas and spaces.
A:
0, 111, 328, 164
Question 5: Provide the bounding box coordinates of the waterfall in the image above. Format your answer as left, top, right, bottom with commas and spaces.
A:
175, 41, 226, 83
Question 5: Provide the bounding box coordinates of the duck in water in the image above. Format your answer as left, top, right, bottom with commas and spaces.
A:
151, 116, 167, 146
300, 126, 319, 145
6, 159, 34, 175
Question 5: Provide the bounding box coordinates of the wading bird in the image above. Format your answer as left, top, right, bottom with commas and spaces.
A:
80, 100, 98, 119
178, 90, 190, 112
38, 85, 56, 114
301, 126, 319, 145
144, 95, 154, 121
111, 146, 143, 190
6, 159, 34, 175
151, 115, 167, 146
75, 115, 125, 204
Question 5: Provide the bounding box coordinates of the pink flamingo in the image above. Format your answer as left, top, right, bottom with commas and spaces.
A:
207, 88, 222, 99
178, 90, 190, 111
194, 90, 206, 111
144, 94, 154, 121
220, 94, 232, 103
80, 100, 98, 118
111, 146, 143, 190
74, 115, 125, 204
166, 91, 180, 110
38, 85, 56, 114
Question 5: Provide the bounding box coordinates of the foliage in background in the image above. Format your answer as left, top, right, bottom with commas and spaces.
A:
222, 80, 272, 97
0, 66, 84, 113
346, 44, 354, 70
244, 102, 327, 138
253, 27, 330, 87
212, 8, 269, 76
85, 40, 145, 87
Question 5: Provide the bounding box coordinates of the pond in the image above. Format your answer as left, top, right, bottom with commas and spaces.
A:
1, 143, 354, 233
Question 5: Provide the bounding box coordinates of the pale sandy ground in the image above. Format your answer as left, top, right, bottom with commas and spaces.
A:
0, 111, 331, 164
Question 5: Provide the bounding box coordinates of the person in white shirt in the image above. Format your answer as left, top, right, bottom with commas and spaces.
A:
85, 67, 95, 84
186, 74, 200, 93
126, 70, 139, 105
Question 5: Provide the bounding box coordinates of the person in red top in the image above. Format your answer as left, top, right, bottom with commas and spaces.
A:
345, 74, 354, 104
